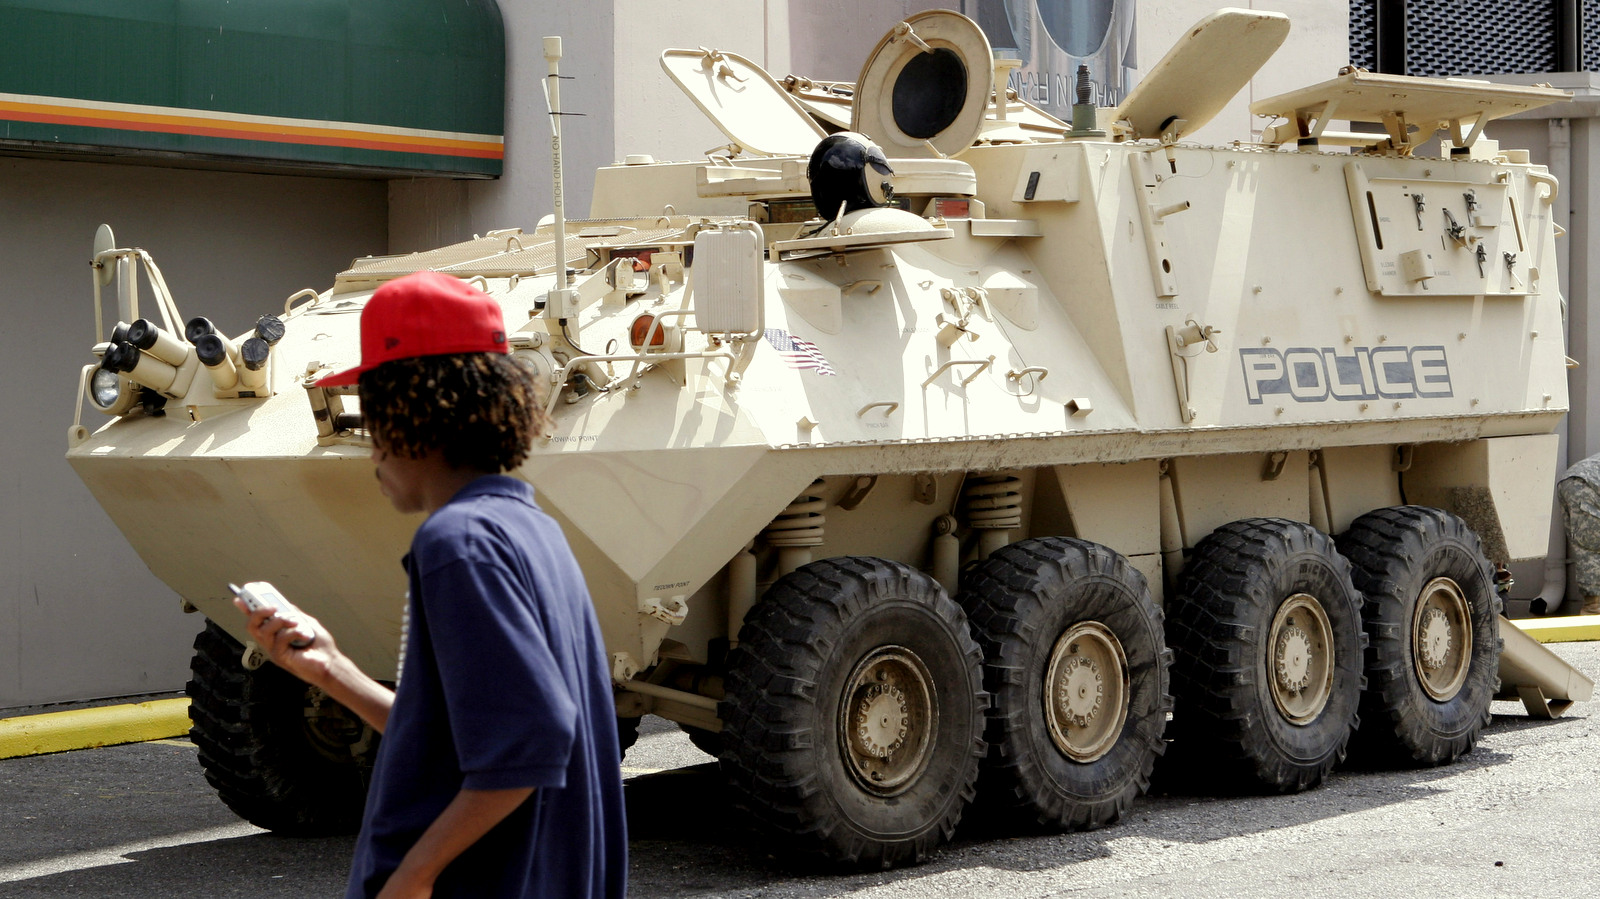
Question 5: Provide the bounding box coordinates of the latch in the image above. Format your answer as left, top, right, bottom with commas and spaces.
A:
935, 313, 977, 346
1166, 317, 1222, 423
936, 286, 991, 346
889, 21, 934, 53
941, 286, 992, 322
640, 595, 689, 626
698, 47, 748, 85
1442, 208, 1467, 246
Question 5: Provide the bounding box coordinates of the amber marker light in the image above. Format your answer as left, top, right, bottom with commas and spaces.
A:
630, 313, 666, 348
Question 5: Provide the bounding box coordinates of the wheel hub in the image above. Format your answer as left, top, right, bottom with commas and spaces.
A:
301, 685, 374, 762
1058, 655, 1104, 727
1412, 577, 1473, 701
1417, 607, 1451, 670
1266, 594, 1336, 726
853, 683, 909, 757
1274, 623, 1313, 692
839, 647, 936, 796
1043, 622, 1129, 763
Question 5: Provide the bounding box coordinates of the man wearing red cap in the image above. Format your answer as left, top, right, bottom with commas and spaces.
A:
237, 271, 627, 898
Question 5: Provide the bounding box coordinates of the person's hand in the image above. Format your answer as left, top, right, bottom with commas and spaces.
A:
375, 864, 435, 899
233, 596, 341, 687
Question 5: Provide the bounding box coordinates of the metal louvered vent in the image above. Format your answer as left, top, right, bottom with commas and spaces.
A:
1350, 0, 1378, 70
1586, 0, 1600, 69
1405, 0, 1557, 75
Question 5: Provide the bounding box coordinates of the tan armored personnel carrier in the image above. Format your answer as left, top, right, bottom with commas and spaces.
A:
67, 8, 1593, 866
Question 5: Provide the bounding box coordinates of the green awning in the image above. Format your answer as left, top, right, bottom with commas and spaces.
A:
0, 0, 505, 177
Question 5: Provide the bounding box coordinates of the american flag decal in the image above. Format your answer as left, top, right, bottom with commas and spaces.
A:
764, 328, 836, 375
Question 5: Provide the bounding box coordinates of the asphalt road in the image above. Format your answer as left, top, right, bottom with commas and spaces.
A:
3, 642, 1598, 898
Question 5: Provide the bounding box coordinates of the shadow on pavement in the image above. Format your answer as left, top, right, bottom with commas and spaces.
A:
622, 709, 1552, 894
0, 833, 352, 897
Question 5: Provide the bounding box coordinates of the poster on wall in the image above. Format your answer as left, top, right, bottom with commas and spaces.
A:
968, 0, 1137, 118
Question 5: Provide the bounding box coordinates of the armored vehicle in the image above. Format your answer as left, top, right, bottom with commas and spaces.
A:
67, 8, 1592, 866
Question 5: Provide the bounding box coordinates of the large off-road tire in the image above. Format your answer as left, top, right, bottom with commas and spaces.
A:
1336, 506, 1501, 766
186, 621, 377, 835
617, 716, 640, 759
720, 557, 986, 868
1166, 518, 1366, 793
961, 538, 1171, 830
678, 723, 722, 758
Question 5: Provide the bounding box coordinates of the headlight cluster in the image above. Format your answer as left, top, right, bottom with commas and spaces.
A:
88, 312, 287, 415
90, 366, 128, 410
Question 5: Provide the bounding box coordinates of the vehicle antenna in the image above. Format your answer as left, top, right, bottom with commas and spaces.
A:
543, 37, 575, 306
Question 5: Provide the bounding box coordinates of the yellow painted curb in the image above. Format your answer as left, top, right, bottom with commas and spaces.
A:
1510, 614, 1600, 644
0, 698, 190, 760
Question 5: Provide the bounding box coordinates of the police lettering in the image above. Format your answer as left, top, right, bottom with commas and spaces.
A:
1239, 346, 1451, 404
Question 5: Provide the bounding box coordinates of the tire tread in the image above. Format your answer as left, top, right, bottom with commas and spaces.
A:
1167, 518, 1367, 793
961, 537, 1172, 830
1336, 505, 1501, 767
719, 557, 985, 868
186, 621, 374, 835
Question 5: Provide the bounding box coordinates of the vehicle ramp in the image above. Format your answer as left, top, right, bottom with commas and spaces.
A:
1497, 616, 1596, 718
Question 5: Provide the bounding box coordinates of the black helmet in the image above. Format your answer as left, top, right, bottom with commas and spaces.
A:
807, 131, 894, 220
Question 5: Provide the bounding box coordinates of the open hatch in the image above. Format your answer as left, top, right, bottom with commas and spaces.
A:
1253, 70, 1571, 155
1110, 8, 1290, 142
661, 47, 826, 157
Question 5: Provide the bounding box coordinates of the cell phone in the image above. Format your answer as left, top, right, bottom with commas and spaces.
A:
229, 581, 315, 649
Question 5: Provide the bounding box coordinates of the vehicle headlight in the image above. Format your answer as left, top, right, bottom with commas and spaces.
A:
90, 365, 127, 410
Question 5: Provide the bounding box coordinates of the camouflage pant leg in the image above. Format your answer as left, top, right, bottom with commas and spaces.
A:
1558, 476, 1600, 597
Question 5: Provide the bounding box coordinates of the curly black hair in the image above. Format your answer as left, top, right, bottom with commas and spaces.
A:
359, 353, 548, 473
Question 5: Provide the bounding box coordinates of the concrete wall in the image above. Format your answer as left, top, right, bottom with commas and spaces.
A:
0, 158, 385, 710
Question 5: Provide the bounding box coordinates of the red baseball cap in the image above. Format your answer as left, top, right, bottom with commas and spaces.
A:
317, 271, 508, 387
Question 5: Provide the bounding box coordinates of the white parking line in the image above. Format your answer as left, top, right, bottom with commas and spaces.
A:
0, 822, 263, 883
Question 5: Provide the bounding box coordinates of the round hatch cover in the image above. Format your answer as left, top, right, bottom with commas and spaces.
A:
852, 11, 993, 159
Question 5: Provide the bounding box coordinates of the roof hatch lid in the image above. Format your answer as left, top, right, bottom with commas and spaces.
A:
1251, 70, 1570, 152
852, 11, 994, 159
661, 48, 826, 157
1111, 8, 1290, 141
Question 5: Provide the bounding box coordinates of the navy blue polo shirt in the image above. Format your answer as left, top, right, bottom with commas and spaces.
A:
347, 475, 627, 899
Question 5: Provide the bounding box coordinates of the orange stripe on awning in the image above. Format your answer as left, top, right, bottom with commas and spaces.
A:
0, 100, 503, 159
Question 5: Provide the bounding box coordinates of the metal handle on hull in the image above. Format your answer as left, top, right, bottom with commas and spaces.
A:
921, 356, 994, 389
